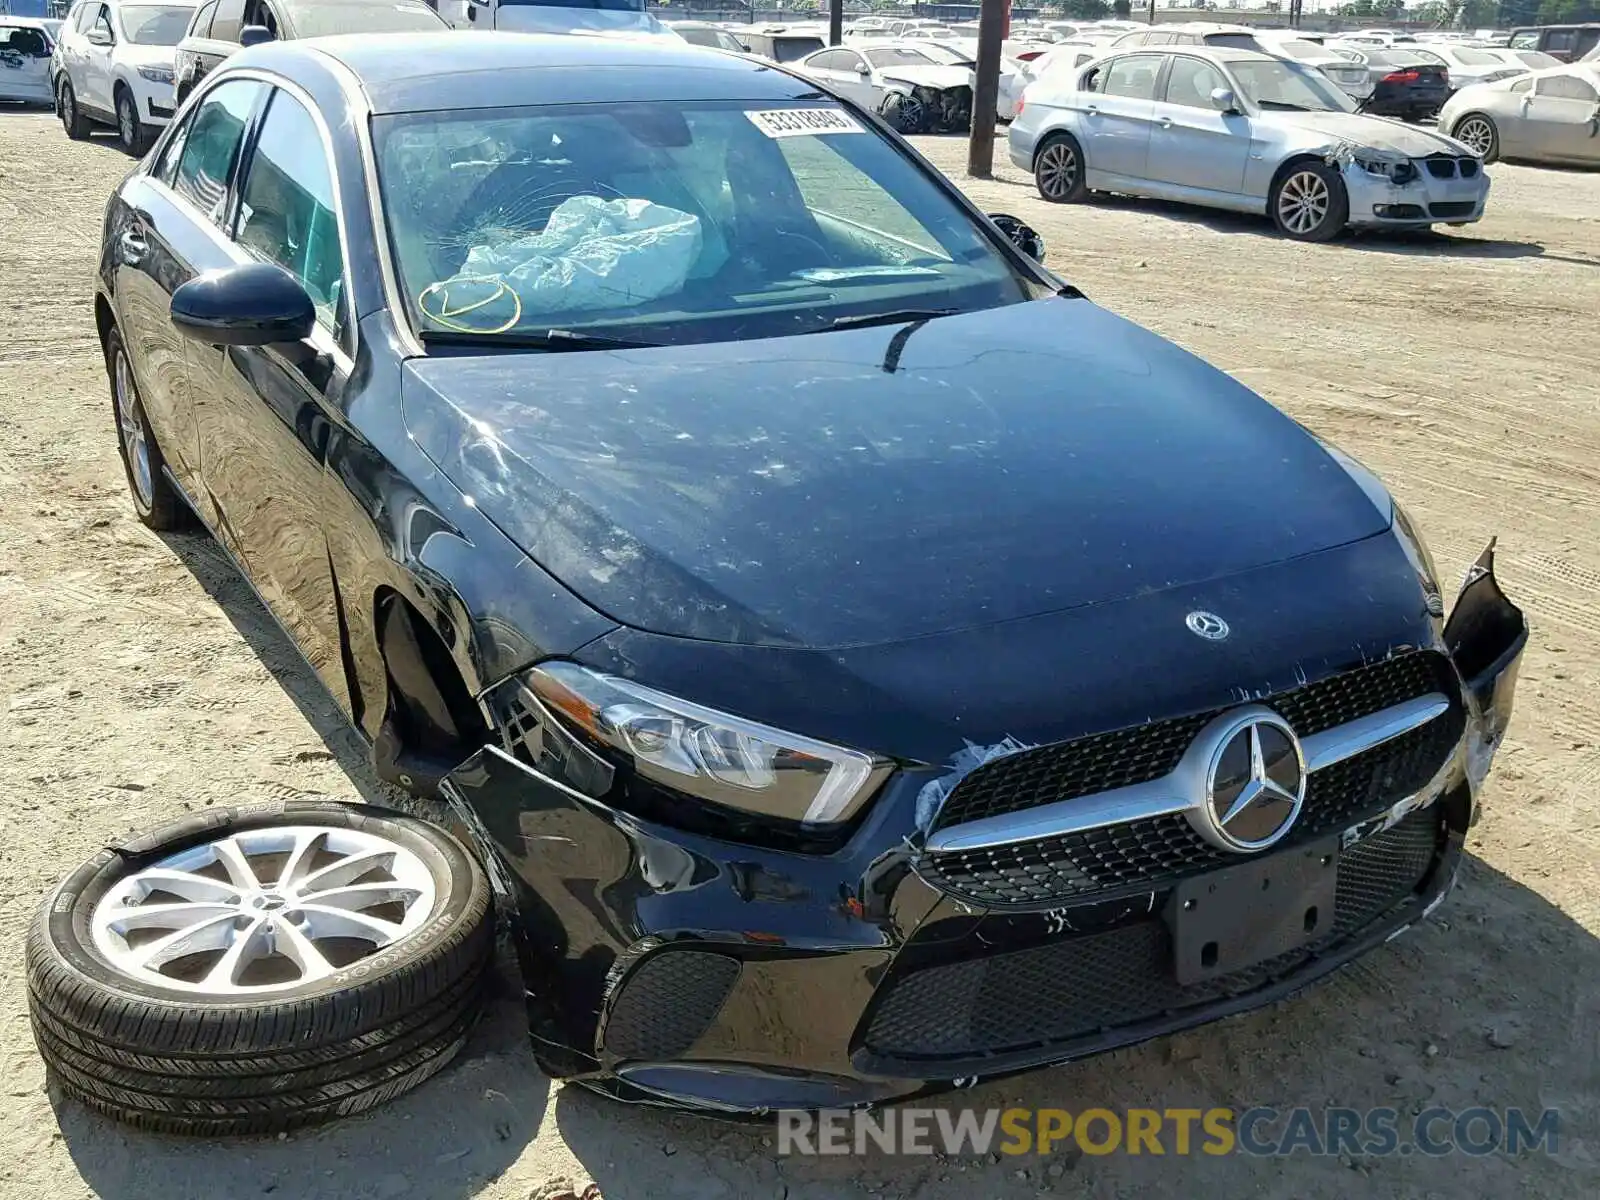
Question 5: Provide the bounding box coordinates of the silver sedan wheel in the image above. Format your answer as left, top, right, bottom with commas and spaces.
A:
1037, 140, 1079, 201
1456, 116, 1494, 157
89, 825, 438, 994
113, 350, 153, 507
1277, 169, 1331, 237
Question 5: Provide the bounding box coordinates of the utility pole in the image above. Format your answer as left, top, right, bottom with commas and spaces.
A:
1147, 0, 1156, 27
828, 0, 842, 46
966, 0, 1007, 177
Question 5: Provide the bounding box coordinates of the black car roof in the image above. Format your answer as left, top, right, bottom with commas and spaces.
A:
245, 32, 818, 114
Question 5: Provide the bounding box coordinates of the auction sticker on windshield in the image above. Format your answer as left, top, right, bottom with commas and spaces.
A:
746, 108, 865, 138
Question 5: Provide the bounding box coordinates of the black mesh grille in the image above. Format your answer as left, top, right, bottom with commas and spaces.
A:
1430, 202, 1476, 218
930, 652, 1451, 833
604, 951, 741, 1061
1459, 158, 1480, 178
1424, 155, 1457, 178
918, 695, 1462, 908
866, 812, 1440, 1061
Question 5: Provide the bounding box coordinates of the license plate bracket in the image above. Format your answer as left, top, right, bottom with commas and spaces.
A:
1170, 838, 1339, 987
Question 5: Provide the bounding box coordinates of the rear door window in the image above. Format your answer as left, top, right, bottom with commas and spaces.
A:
1102, 54, 1163, 100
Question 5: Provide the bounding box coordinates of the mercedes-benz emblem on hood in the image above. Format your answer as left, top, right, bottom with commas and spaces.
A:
1191, 709, 1306, 852
1186, 611, 1229, 641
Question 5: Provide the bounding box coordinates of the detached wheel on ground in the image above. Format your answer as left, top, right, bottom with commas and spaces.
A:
1270, 161, 1348, 243
26, 801, 495, 1136
1452, 113, 1499, 164
58, 78, 90, 140
1033, 133, 1088, 204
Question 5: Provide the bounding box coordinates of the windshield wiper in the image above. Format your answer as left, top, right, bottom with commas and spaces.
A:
827, 308, 957, 331
418, 328, 664, 351
1256, 100, 1315, 111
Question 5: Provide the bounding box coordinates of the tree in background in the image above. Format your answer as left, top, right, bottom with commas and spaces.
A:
1062, 0, 1112, 17
1111, 0, 1132, 18
1336, 0, 1408, 17
1532, 0, 1600, 22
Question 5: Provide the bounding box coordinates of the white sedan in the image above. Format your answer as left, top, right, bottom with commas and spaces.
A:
795, 42, 975, 133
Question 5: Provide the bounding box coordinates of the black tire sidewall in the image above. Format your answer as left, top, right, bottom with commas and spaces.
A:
34, 802, 487, 1020
59, 79, 82, 138
1034, 133, 1087, 204
105, 329, 160, 523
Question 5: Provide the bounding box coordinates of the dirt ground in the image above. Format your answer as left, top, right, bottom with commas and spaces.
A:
1, 106, 1597, 1199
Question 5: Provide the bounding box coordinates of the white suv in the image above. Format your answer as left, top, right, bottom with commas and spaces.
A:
52, 0, 195, 154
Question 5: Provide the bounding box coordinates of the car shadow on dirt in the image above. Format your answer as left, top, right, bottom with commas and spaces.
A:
548, 852, 1600, 1198
51, 959, 552, 1200
1089, 194, 1551, 260
154, 528, 396, 806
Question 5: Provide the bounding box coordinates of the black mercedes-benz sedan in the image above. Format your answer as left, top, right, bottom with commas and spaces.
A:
95, 32, 1527, 1113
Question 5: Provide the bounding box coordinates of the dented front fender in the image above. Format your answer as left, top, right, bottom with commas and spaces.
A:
1442, 540, 1528, 806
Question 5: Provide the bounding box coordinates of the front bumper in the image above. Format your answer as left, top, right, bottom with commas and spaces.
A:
1345, 158, 1490, 228
444, 546, 1525, 1114
130, 77, 176, 125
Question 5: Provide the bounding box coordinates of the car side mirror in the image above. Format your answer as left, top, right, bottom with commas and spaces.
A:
238, 24, 275, 48
858, 64, 871, 75
1209, 86, 1238, 113
988, 212, 1046, 261
86, 26, 113, 47
171, 263, 315, 347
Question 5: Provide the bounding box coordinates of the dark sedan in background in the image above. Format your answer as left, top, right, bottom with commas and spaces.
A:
95, 32, 1526, 1113
1344, 46, 1453, 119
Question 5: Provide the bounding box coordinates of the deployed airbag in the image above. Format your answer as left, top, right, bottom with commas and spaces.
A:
421, 195, 702, 332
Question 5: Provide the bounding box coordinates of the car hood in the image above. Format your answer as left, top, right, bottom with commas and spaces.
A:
1263, 109, 1475, 156
401, 297, 1390, 650
117, 43, 178, 69
880, 64, 974, 88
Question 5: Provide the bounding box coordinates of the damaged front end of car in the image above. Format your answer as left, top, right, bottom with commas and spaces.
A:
437, 541, 1527, 1115
879, 82, 973, 135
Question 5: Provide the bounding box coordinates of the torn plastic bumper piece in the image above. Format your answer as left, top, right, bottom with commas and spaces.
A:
1441, 539, 1528, 808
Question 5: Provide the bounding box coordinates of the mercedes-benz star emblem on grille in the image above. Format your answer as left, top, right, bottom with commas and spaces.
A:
1185, 611, 1229, 641
1193, 710, 1306, 853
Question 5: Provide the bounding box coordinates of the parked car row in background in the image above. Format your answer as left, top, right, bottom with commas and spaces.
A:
21, 7, 1600, 186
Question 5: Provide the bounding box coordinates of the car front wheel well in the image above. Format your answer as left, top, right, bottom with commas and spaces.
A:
1269, 153, 1332, 196
373, 589, 489, 774
93, 295, 115, 357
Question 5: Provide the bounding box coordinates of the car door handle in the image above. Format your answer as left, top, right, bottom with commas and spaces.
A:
1158, 117, 1173, 128
1085, 104, 1099, 115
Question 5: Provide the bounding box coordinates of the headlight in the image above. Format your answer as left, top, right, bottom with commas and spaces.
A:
502, 663, 889, 826
1393, 501, 1444, 618
1354, 155, 1416, 184
138, 66, 174, 84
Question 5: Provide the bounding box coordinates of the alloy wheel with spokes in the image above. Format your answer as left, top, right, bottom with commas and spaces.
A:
113, 349, 153, 509
1030, 138, 1081, 204
1454, 114, 1498, 163
27, 802, 494, 1135
89, 825, 437, 995
1271, 163, 1347, 243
